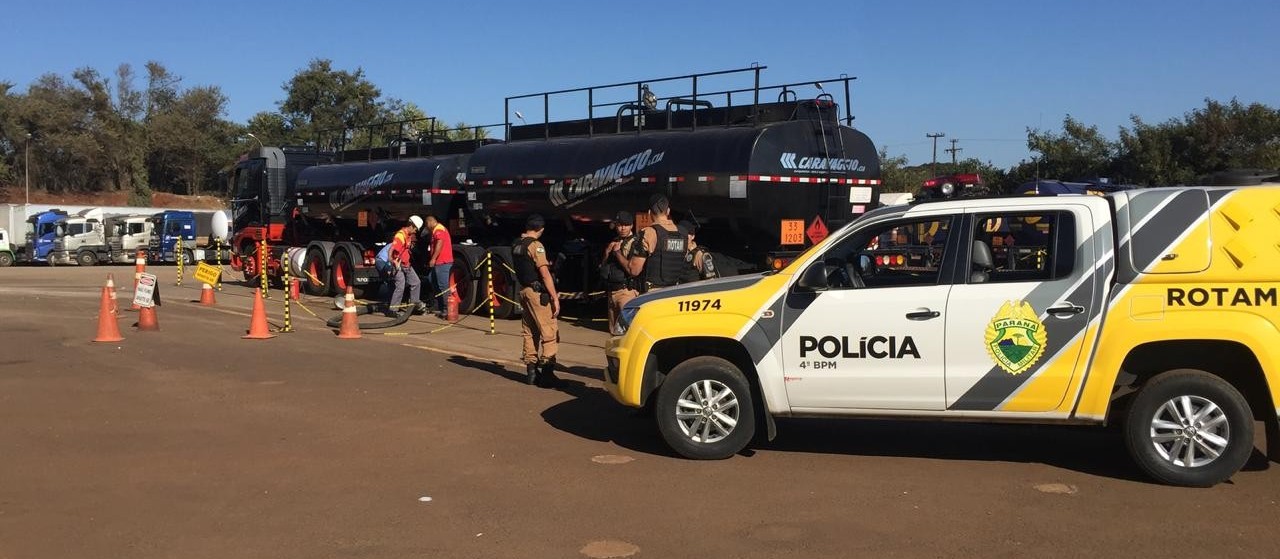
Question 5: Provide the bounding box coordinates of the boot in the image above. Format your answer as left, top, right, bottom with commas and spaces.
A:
525, 362, 539, 385
537, 358, 559, 388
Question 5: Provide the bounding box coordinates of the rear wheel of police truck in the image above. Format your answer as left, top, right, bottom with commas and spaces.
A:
655, 356, 756, 460
1123, 369, 1254, 487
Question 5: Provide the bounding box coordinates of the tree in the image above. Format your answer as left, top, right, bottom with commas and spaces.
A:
279, 59, 383, 148
1116, 98, 1280, 185
877, 148, 930, 193
1018, 115, 1118, 183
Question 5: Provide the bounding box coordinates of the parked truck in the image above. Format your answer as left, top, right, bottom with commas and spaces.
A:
604, 180, 1280, 487
18, 209, 68, 264
145, 209, 230, 264
49, 210, 161, 266
226, 66, 883, 318
0, 228, 15, 266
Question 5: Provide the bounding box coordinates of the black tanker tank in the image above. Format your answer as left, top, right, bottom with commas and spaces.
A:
294, 154, 470, 225
464, 95, 881, 270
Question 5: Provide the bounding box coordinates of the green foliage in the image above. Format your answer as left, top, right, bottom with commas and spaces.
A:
279, 58, 382, 148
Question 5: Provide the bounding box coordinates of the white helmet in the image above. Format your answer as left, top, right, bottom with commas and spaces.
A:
409, 215, 423, 229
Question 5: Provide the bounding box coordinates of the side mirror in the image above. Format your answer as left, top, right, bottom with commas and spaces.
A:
796, 262, 829, 291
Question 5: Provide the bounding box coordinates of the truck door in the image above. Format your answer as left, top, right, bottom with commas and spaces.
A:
943, 204, 1099, 413
780, 213, 961, 410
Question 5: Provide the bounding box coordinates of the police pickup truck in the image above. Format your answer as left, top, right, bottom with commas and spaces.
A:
604, 184, 1280, 487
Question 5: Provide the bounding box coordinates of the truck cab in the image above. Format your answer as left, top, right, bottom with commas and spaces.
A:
147, 210, 198, 264
605, 184, 1280, 487
19, 209, 68, 264
106, 215, 154, 264
49, 208, 109, 266
0, 228, 14, 266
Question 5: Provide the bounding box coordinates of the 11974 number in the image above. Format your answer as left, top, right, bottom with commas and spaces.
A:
677, 299, 722, 312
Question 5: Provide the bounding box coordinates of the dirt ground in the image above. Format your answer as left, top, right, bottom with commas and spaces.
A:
1, 266, 1278, 558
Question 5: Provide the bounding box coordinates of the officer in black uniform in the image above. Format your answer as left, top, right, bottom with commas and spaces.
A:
627, 194, 689, 291
512, 214, 560, 387
601, 211, 640, 335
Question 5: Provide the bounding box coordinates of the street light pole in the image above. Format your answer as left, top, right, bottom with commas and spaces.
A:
24, 133, 31, 206
246, 133, 263, 152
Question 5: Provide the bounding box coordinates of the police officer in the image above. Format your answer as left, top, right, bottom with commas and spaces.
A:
600, 210, 639, 335
512, 214, 560, 387
678, 219, 717, 281
627, 194, 688, 291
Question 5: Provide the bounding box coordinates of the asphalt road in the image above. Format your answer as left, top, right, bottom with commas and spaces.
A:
1, 266, 1278, 558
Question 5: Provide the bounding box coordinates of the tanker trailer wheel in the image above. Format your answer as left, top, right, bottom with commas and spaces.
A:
482, 247, 521, 320
302, 248, 330, 297
451, 245, 485, 314
330, 249, 358, 297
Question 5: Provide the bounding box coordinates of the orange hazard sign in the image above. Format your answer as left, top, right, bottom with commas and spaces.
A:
780, 219, 805, 245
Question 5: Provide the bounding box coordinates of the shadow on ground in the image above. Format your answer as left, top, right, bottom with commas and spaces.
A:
447, 354, 1274, 483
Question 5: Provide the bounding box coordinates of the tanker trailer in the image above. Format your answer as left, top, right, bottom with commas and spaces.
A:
460, 89, 882, 318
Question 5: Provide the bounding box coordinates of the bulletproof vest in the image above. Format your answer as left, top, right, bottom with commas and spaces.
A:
645, 224, 688, 287
600, 235, 636, 288
512, 237, 541, 286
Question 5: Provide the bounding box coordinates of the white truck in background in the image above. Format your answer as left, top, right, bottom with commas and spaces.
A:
48, 209, 154, 266
0, 228, 15, 266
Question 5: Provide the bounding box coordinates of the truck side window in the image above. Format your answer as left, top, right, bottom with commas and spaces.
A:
971, 211, 1075, 283
166, 221, 182, 235
820, 217, 955, 289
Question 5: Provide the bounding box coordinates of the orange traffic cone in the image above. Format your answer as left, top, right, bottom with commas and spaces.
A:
105, 273, 118, 315
199, 282, 216, 306
93, 286, 124, 343
243, 287, 275, 339
136, 305, 160, 331
337, 286, 362, 339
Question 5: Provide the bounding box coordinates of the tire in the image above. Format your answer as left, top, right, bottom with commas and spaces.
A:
239, 242, 260, 283
183, 250, 194, 267
483, 247, 521, 319
655, 356, 756, 460
0, 252, 12, 267
330, 249, 355, 296
450, 246, 481, 314
302, 248, 330, 296
77, 251, 98, 266
1123, 369, 1254, 487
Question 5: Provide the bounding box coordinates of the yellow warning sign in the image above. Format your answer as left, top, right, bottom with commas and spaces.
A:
194, 261, 222, 286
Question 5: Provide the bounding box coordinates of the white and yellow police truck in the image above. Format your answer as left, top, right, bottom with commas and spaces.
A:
604, 183, 1280, 487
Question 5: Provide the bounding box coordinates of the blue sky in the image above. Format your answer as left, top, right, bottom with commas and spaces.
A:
4, 0, 1276, 169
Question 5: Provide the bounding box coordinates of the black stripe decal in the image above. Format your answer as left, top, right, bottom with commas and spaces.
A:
1126, 190, 1209, 272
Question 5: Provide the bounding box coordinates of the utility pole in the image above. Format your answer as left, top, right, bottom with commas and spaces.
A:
926, 132, 945, 177
945, 138, 963, 169
24, 133, 31, 207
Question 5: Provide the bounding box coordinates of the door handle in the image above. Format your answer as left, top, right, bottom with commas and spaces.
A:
1047, 302, 1085, 315
905, 308, 940, 320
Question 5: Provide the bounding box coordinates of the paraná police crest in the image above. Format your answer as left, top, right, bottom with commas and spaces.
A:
984, 300, 1048, 375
